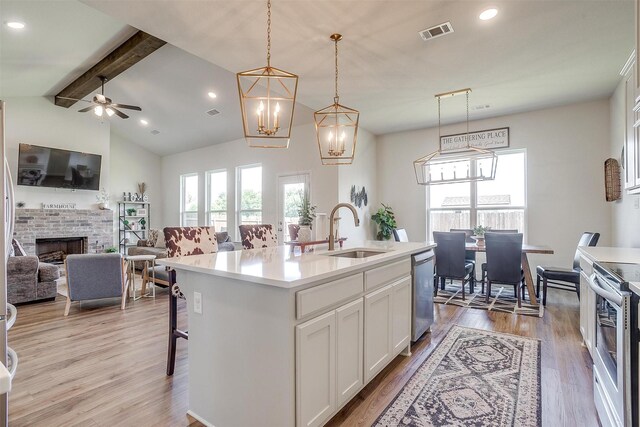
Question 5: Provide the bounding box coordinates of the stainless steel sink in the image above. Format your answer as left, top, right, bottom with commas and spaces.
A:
325, 249, 389, 258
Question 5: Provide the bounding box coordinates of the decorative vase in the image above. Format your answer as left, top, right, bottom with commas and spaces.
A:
472, 236, 485, 247
98, 202, 109, 210
298, 225, 312, 242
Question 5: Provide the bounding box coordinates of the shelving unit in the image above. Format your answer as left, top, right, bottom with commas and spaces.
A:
118, 201, 150, 255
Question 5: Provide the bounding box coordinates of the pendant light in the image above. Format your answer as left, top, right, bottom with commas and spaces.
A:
414, 88, 497, 185
236, 0, 298, 148
314, 34, 360, 165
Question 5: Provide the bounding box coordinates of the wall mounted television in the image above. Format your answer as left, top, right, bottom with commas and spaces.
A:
17, 143, 102, 191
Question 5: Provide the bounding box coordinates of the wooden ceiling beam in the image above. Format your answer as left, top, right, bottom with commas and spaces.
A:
54, 30, 166, 108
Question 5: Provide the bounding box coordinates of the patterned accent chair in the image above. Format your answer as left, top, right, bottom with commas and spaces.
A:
163, 226, 219, 376
239, 224, 278, 249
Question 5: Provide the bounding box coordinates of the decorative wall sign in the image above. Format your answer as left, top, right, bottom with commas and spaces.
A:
42, 203, 76, 209
350, 185, 368, 208
440, 127, 510, 151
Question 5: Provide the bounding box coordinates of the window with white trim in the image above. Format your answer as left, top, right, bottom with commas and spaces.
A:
237, 164, 262, 229
180, 173, 199, 226
427, 150, 526, 239
206, 170, 227, 232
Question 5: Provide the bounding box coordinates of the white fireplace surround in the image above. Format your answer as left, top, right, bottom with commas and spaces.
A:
13, 209, 113, 256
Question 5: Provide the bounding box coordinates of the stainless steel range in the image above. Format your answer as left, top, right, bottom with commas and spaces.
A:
591, 262, 638, 427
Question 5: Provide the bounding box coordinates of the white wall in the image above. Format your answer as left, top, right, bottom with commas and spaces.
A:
377, 99, 612, 269
161, 123, 339, 240
110, 131, 163, 235
4, 97, 110, 209
338, 128, 378, 241
609, 76, 640, 247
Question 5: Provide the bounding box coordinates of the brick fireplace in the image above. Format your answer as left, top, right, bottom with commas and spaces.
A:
13, 209, 113, 256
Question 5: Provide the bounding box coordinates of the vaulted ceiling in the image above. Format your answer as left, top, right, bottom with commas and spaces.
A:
0, 0, 634, 156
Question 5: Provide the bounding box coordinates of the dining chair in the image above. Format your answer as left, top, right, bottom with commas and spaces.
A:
433, 231, 475, 300
450, 228, 476, 269
536, 231, 600, 306
163, 226, 219, 375
393, 228, 409, 242
484, 232, 524, 306
239, 224, 278, 249
479, 229, 519, 291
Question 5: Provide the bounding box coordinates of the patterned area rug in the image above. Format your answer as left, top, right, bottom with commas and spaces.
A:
434, 282, 543, 318
374, 325, 541, 427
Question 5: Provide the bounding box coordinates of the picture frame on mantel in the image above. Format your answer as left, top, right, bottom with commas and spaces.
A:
440, 127, 510, 151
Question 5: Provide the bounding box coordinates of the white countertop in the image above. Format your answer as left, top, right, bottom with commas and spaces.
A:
578, 246, 640, 294
157, 241, 435, 289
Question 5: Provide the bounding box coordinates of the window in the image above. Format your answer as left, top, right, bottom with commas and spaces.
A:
206, 170, 227, 232
237, 164, 262, 229
427, 150, 526, 239
180, 173, 199, 226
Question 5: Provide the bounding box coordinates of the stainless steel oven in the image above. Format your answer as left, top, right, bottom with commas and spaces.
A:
590, 266, 632, 427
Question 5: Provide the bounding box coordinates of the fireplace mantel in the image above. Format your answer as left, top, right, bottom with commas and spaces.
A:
13, 209, 113, 256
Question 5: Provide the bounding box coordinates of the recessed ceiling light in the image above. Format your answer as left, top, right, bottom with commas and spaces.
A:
6, 21, 25, 30
208, 92, 217, 99
479, 8, 498, 21
140, 119, 148, 126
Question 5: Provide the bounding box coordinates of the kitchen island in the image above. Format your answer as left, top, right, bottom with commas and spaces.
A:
157, 241, 434, 427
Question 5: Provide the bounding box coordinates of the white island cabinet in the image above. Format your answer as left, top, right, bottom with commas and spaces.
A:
158, 241, 433, 427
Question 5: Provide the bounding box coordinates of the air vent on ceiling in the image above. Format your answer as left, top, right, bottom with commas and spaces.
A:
150, 130, 160, 135
419, 22, 454, 41
206, 109, 220, 116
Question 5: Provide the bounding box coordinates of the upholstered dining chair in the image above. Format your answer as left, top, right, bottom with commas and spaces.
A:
433, 231, 475, 300
536, 231, 600, 306
64, 253, 126, 316
393, 228, 409, 242
479, 229, 519, 292
484, 232, 524, 306
163, 226, 219, 375
239, 224, 278, 249
449, 228, 477, 270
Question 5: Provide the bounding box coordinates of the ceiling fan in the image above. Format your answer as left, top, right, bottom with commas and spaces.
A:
56, 76, 142, 119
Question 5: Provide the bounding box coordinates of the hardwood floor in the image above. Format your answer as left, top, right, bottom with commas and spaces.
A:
8, 286, 596, 427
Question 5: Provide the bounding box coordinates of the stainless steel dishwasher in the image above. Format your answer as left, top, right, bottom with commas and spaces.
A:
411, 250, 435, 341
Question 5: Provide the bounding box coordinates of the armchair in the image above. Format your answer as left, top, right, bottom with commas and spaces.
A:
7, 255, 59, 305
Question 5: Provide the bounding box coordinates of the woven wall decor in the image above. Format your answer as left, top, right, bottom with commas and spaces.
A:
604, 158, 621, 202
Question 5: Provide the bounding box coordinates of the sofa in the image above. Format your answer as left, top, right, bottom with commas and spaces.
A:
127, 228, 235, 267
7, 240, 60, 304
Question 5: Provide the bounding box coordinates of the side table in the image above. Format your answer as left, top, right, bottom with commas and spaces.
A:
124, 254, 157, 300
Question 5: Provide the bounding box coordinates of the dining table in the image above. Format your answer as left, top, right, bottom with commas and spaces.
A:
465, 243, 554, 306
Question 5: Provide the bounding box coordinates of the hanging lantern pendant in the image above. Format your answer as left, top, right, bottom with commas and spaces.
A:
314, 34, 360, 165
236, 0, 298, 148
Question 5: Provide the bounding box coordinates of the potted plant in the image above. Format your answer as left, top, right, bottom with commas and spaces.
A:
126, 208, 137, 216
297, 195, 316, 242
472, 225, 491, 247
96, 189, 110, 210
105, 247, 117, 253
139, 218, 146, 230
371, 203, 397, 240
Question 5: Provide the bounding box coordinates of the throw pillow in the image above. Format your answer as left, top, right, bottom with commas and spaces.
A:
155, 230, 166, 248
147, 229, 159, 247
12, 239, 26, 257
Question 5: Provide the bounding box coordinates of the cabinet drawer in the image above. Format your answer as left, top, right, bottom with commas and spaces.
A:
297, 273, 364, 319
365, 258, 411, 291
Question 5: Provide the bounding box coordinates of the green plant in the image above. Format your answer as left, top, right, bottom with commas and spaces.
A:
472, 225, 491, 237
105, 247, 117, 253
126, 208, 137, 216
139, 218, 146, 229
371, 203, 397, 240
298, 195, 316, 226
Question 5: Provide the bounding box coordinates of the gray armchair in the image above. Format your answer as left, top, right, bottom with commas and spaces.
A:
64, 253, 126, 316
7, 256, 59, 304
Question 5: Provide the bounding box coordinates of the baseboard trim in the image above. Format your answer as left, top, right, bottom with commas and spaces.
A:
187, 410, 215, 427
